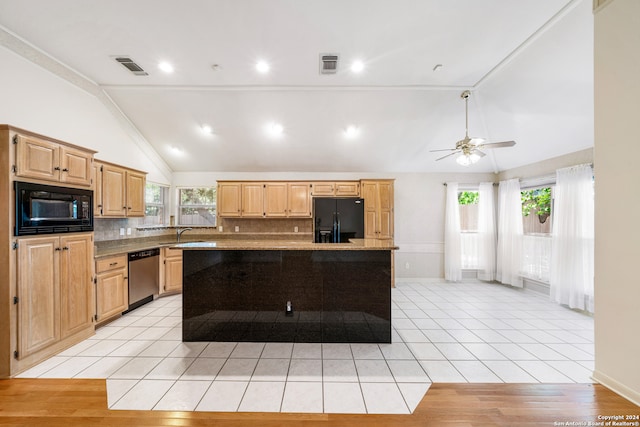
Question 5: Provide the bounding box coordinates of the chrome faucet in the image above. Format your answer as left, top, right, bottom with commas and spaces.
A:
176, 227, 193, 242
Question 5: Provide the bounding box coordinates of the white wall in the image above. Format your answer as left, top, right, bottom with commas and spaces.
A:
0, 45, 170, 184
593, 0, 640, 405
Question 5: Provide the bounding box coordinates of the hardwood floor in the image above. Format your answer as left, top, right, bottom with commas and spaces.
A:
0, 379, 637, 426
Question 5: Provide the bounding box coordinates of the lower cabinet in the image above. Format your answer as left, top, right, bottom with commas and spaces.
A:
15, 234, 94, 362
95, 254, 128, 323
160, 247, 183, 294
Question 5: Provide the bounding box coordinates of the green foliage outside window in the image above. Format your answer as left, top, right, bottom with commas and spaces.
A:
521, 188, 551, 217
458, 191, 479, 205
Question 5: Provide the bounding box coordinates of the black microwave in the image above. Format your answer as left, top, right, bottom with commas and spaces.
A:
15, 181, 93, 236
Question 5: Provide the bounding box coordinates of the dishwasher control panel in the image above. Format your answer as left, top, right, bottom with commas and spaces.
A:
128, 248, 160, 261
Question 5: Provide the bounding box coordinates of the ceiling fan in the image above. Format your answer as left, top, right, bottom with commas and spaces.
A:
431, 90, 516, 166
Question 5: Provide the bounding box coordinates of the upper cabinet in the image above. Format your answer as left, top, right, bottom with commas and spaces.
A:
14, 133, 94, 187
361, 180, 394, 241
94, 160, 146, 218
311, 181, 360, 197
217, 182, 242, 217
217, 181, 312, 218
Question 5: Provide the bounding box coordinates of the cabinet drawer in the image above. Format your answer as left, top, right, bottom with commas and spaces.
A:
96, 255, 127, 273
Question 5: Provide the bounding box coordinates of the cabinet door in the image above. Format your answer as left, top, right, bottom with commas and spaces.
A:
287, 183, 311, 217
334, 182, 360, 197
126, 171, 146, 217
60, 146, 92, 187
361, 182, 379, 238
59, 234, 93, 338
264, 183, 287, 217
92, 162, 103, 216
377, 182, 394, 239
242, 183, 265, 217
17, 237, 60, 359
217, 183, 241, 217
101, 164, 127, 217
96, 270, 128, 321
15, 135, 60, 182
311, 182, 335, 196
163, 251, 183, 294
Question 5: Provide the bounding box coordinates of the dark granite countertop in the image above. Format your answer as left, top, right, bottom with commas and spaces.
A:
175, 238, 398, 251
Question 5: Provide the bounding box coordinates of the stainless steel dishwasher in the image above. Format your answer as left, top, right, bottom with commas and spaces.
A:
127, 248, 159, 312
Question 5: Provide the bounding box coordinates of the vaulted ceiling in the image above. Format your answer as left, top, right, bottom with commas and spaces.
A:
0, 0, 594, 173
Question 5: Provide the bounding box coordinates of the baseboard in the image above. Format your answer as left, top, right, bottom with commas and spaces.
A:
522, 277, 550, 295
592, 369, 640, 406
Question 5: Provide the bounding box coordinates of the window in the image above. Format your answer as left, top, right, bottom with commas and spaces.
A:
458, 191, 479, 232
520, 186, 553, 282
144, 182, 168, 225
521, 187, 553, 234
178, 187, 217, 226
458, 191, 479, 269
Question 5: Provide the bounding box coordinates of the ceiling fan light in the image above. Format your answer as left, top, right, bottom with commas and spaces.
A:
456, 153, 481, 166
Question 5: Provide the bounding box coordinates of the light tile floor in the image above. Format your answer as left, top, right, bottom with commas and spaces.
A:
17, 279, 595, 414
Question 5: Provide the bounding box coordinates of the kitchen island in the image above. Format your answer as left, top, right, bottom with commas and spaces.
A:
176, 239, 397, 343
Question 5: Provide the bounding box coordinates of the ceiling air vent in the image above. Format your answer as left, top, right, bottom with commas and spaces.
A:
320, 54, 339, 74
114, 57, 148, 76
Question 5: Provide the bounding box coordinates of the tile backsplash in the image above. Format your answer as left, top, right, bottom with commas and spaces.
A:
94, 217, 313, 242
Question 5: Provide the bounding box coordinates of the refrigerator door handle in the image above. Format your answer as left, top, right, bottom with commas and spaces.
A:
336, 214, 341, 243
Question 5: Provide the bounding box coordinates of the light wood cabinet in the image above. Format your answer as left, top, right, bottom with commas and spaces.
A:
361, 180, 394, 240
16, 234, 93, 360
160, 248, 182, 294
14, 134, 93, 187
95, 254, 128, 322
59, 234, 94, 338
95, 161, 146, 218
242, 183, 265, 217
218, 181, 312, 218
16, 237, 60, 359
287, 182, 312, 217
311, 181, 360, 197
217, 182, 242, 217
265, 183, 288, 217
91, 162, 103, 217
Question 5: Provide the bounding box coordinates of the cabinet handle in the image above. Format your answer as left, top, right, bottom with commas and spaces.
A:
62, 247, 69, 251
55, 247, 62, 251
54, 166, 61, 171
62, 168, 69, 172
128, 207, 132, 210
109, 262, 118, 267
123, 206, 127, 210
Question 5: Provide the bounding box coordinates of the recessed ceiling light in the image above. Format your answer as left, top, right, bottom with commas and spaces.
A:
201, 124, 213, 135
256, 60, 270, 73
266, 122, 284, 137
350, 60, 364, 73
169, 145, 185, 156
158, 61, 174, 73
344, 125, 360, 139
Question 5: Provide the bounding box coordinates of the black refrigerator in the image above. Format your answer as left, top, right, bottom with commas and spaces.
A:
313, 198, 364, 243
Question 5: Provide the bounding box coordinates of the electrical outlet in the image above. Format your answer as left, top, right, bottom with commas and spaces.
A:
405, 262, 410, 269
294, 226, 299, 233
235, 226, 239, 232
119, 228, 125, 236
218, 225, 223, 232
126, 228, 132, 235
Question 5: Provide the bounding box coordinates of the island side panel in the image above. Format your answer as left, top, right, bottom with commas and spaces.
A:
182, 249, 391, 343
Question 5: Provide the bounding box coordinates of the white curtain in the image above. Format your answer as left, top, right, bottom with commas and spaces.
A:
496, 179, 523, 287
477, 182, 496, 281
444, 182, 462, 281
550, 164, 594, 312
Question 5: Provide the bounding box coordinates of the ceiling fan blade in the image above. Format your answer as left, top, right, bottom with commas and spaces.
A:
478, 140, 516, 149
430, 148, 459, 153
436, 151, 460, 161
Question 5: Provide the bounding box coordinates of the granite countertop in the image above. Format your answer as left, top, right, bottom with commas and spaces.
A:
174, 238, 398, 251
95, 236, 397, 258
